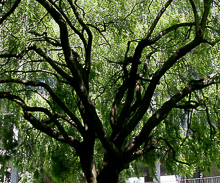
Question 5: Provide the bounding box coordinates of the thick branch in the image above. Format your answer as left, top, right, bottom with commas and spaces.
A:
149, 23, 195, 44
36, 0, 88, 96
126, 145, 155, 164
47, 0, 87, 46
0, 92, 81, 149
0, 0, 21, 24
116, 1, 175, 109
174, 100, 202, 110
122, 73, 218, 155
201, 0, 212, 31
35, 1, 118, 154
117, 1, 175, 119
67, 0, 93, 90
115, 35, 203, 147
143, 0, 174, 40
0, 78, 85, 135
80, 99, 121, 157
0, 78, 118, 155
0, 53, 20, 58
115, 2, 181, 130
189, 0, 199, 32
56, 113, 78, 128
8, 97, 73, 143
110, 79, 129, 129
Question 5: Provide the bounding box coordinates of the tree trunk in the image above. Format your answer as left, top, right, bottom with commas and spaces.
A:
97, 152, 120, 183
79, 139, 98, 183
79, 140, 123, 183
97, 167, 119, 183
81, 161, 97, 183
80, 151, 120, 183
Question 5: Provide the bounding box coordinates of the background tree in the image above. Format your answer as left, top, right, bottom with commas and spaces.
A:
1, 0, 220, 182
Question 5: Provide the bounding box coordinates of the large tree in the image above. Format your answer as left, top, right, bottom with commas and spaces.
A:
1, 0, 220, 182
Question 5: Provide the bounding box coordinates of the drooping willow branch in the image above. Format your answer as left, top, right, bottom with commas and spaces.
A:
0, 78, 85, 134
0, 92, 81, 148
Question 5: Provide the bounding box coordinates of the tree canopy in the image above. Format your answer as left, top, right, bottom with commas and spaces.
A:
1, 0, 220, 182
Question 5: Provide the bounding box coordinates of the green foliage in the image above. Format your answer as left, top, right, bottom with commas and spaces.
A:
48, 144, 81, 182
1, 0, 220, 182
19, 171, 36, 183
0, 114, 18, 174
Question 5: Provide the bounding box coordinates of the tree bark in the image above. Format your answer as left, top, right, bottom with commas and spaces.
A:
80, 147, 122, 183
97, 152, 120, 183
97, 166, 119, 183
79, 139, 98, 183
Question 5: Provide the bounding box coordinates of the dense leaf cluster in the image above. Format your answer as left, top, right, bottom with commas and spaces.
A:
0, 0, 220, 182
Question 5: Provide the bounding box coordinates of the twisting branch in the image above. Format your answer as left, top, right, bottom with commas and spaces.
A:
119, 2, 137, 24
157, 137, 198, 165
36, 0, 87, 96
142, 0, 174, 41
67, 0, 93, 89
28, 45, 74, 83
189, 0, 199, 32
122, 72, 218, 155
27, 12, 49, 32
149, 22, 195, 44
47, 0, 87, 46
0, 78, 85, 135
29, 31, 61, 46
0, 92, 81, 149
115, 32, 203, 147
201, 91, 216, 138
14, 88, 56, 114
3, 69, 69, 84
74, 0, 86, 18
86, 24, 111, 48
